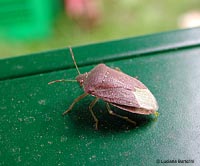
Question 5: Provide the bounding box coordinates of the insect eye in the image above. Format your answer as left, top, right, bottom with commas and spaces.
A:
79, 80, 84, 86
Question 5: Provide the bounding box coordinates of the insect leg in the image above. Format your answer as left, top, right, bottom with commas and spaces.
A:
62, 93, 88, 115
89, 98, 99, 130
106, 103, 136, 125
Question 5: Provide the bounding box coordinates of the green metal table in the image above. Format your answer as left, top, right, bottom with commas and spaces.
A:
1, 28, 200, 165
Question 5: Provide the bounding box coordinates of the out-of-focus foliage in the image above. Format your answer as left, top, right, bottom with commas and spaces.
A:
0, 0, 199, 58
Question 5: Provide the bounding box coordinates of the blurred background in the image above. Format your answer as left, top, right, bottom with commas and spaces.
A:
0, 0, 200, 59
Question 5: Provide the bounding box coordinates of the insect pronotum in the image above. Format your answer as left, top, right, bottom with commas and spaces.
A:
48, 47, 159, 129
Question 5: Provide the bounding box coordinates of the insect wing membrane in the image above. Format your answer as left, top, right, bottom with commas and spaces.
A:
84, 64, 158, 113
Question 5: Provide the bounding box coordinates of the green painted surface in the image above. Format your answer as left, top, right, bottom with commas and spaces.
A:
0, 28, 200, 165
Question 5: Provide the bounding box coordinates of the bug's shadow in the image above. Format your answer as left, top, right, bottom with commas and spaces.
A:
65, 99, 157, 132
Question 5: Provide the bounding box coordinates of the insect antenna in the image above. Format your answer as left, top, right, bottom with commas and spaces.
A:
48, 79, 77, 85
48, 47, 81, 85
69, 47, 81, 75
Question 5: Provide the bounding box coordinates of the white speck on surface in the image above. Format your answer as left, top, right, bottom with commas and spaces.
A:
15, 65, 23, 70
38, 99, 46, 105
57, 150, 62, 154
17, 100, 25, 104
17, 156, 22, 162
44, 115, 53, 122
0, 106, 7, 110
48, 141, 53, 145
40, 144, 44, 147
60, 136, 68, 142
86, 141, 93, 147
18, 118, 23, 122
65, 126, 69, 130
24, 116, 36, 124
89, 155, 96, 160
12, 147, 21, 153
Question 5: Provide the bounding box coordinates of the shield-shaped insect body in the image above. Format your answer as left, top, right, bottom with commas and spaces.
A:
49, 47, 159, 129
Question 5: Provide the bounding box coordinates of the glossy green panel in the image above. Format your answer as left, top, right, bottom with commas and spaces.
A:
1, 28, 200, 81
0, 28, 200, 165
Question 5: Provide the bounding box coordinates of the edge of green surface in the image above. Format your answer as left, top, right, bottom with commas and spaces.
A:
0, 27, 200, 81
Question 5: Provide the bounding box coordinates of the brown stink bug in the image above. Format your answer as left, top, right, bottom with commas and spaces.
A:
48, 47, 159, 129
